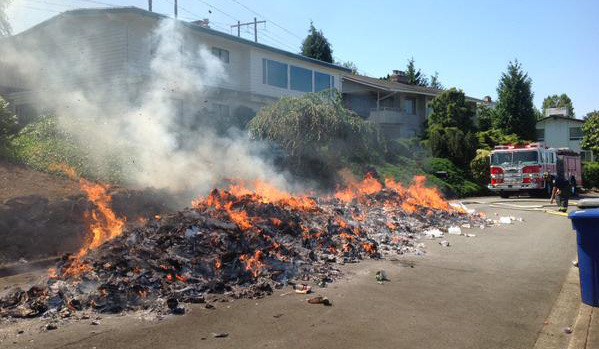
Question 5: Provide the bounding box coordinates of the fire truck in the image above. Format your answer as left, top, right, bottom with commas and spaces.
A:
488, 143, 582, 198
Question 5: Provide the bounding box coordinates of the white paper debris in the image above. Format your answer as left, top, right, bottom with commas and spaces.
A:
461, 223, 472, 229
499, 216, 513, 224
439, 240, 450, 247
424, 228, 444, 238
448, 226, 462, 235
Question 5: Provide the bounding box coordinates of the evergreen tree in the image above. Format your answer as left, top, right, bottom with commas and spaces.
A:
300, 22, 333, 63
582, 110, 599, 154
494, 60, 537, 140
429, 71, 443, 89
542, 93, 575, 117
427, 88, 478, 166
405, 57, 428, 86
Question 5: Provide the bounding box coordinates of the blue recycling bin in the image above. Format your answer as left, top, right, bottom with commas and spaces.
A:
569, 207, 599, 307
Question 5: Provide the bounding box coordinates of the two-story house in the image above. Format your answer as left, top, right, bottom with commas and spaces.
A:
342, 72, 485, 139
536, 108, 593, 161
0, 7, 350, 125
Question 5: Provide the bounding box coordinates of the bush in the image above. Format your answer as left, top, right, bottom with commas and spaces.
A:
583, 162, 599, 189
423, 157, 485, 197
470, 149, 491, 186
476, 129, 522, 150
249, 90, 384, 182
384, 137, 427, 163
0, 95, 18, 151
429, 126, 478, 167
6, 116, 124, 183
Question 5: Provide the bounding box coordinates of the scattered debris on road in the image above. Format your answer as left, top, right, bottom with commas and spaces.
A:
0, 175, 486, 320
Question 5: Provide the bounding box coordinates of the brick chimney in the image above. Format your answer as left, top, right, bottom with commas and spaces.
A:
390, 70, 409, 84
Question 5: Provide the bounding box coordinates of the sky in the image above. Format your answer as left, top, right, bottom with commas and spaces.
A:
6, 0, 599, 116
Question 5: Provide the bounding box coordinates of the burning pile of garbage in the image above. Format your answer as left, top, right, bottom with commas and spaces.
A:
0, 174, 483, 319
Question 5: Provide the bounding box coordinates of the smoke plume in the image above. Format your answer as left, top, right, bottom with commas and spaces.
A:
0, 15, 290, 199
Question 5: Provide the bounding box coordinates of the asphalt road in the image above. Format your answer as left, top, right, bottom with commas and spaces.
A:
0, 197, 578, 349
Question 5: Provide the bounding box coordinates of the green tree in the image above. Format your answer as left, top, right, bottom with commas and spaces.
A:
338, 60, 358, 74
0, 0, 11, 37
470, 149, 491, 186
582, 110, 599, 154
249, 91, 382, 180
476, 129, 522, 150
0, 95, 17, 149
542, 94, 574, 117
405, 57, 428, 86
428, 88, 476, 130
429, 71, 443, 89
476, 104, 494, 132
427, 88, 478, 166
300, 22, 333, 63
494, 60, 537, 140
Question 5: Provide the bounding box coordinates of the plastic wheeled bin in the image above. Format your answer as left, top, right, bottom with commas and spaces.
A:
569, 198, 599, 307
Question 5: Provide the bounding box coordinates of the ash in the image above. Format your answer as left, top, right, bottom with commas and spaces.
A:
0, 185, 483, 320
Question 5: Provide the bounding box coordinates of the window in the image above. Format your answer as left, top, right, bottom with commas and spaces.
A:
263, 59, 288, 88
536, 128, 545, 141
290, 66, 312, 92
213, 103, 230, 117
404, 98, 416, 115
211, 47, 230, 63
569, 127, 583, 140
315, 72, 332, 91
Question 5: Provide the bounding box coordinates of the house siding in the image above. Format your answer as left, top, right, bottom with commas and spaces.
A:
536, 118, 584, 152
1, 8, 348, 120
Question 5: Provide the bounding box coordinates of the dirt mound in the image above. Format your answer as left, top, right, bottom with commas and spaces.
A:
0, 161, 169, 264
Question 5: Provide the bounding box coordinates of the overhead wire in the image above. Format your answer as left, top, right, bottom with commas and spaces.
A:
227, 0, 303, 40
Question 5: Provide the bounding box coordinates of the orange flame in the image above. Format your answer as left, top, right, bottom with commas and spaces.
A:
335, 173, 383, 203
50, 164, 126, 279
239, 250, 265, 278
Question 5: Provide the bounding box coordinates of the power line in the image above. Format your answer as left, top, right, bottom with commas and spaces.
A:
193, 0, 239, 22
227, 0, 303, 41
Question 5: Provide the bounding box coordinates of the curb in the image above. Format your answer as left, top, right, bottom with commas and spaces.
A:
567, 305, 593, 349
533, 266, 582, 349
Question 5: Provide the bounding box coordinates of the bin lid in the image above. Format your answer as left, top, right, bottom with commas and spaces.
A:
577, 198, 599, 209
569, 208, 599, 221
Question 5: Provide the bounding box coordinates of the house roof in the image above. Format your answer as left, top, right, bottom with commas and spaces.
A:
11, 6, 352, 73
537, 115, 584, 124
342, 74, 485, 102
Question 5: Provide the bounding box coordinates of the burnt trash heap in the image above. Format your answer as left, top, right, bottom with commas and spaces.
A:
0, 175, 483, 319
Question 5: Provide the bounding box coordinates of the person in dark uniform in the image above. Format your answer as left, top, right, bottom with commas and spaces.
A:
551, 173, 571, 212
570, 174, 577, 197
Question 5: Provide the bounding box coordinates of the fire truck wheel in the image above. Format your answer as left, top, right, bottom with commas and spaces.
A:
499, 192, 510, 199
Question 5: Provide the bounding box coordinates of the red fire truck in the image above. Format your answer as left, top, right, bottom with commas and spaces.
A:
488, 143, 582, 198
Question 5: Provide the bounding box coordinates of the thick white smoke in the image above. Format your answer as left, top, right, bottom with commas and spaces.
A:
1, 16, 291, 198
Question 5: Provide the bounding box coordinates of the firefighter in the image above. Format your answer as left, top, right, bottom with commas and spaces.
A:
550, 173, 571, 213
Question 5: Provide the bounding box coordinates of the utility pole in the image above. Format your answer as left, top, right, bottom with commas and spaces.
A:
148, 0, 152, 12
230, 18, 266, 43
174, 0, 178, 18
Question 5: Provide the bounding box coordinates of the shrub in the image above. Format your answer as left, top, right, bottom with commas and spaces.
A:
470, 149, 491, 186
6, 116, 124, 183
429, 126, 478, 167
0, 95, 18, 150
476, 129, 522, 150
249, 90, 384, 182
423, 157, 485, 197
583, 162, 599, 189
